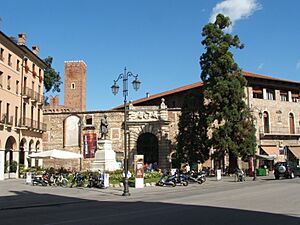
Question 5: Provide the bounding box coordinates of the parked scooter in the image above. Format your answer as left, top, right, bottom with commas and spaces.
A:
157, 173, 176, 187
157, 171, 188, 187
185, 170, 206, 184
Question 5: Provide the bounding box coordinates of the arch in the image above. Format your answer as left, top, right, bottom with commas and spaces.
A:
137, 132, 159, 164
289, 112, 295, 134
263, 111, 270, 133
64, 115, 80, 147
28, 140, 34, 153
5, 136, 17, 164
19, 138, 27, 165
27, 140, 35, 167
35, 141, 41, 151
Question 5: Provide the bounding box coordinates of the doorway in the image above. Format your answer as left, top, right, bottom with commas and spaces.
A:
137, 133, 159, 165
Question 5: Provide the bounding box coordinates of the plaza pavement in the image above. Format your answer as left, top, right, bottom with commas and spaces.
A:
0, 174, 275, 211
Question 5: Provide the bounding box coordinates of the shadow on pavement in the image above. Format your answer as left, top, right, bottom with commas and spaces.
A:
0, 190, 299, 225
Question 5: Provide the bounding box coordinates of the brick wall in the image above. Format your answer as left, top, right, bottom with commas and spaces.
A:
64, 61, 86, 111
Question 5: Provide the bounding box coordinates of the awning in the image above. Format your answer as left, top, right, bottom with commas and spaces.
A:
289, 147, 300, 159
260, 146, 279, 156
28, 149, 83, 159
256, 154, 277, 160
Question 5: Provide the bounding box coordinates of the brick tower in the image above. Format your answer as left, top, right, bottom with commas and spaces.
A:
64, 61, 87, 111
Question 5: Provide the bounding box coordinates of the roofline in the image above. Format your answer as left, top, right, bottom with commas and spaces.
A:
112, 81, 204, 110
0, 30, 47, 69
112, 71, 300, 109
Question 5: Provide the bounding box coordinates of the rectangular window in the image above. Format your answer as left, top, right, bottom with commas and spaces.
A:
85, 115, 93, 125
7, 75, 11, 90
280, 91, 288, 102
15, 106, 18, 126
0, 71, 3, 88
0, 100, 2, 121
8, 53, 12, 66
32, 64, 37, 78
291, 92, 299, 103
266, 89, 275, 100
6, 103, 10, 122
16, 80, 19, 94
16, 59, 20, 71
252, 87, 263, 99
0, 48, 4, 61
22, 103, 26, 125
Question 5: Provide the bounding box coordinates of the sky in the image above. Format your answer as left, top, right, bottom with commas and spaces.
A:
1, 0, 300, 111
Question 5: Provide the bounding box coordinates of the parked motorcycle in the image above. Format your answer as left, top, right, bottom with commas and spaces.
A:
157, 172, 188, 187
70, 172, 86, 187
32, 172, 50, 186
87, 172, 104, 188
185, 170, 206, 184
53, 173, 68, 187
32, 174, 47, 186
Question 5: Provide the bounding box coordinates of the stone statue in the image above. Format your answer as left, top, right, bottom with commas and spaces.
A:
100, 115, 108, 139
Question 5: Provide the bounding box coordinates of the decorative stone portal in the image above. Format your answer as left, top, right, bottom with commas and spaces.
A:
137, 133, 159, 164
126, 100, 171, 170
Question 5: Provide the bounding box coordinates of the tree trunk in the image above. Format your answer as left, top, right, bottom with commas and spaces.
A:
228, 151, 238, 174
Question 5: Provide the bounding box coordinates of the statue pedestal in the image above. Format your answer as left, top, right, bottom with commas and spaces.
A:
91, 139, 119, 172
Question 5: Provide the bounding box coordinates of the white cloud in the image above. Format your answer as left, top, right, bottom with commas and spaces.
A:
209, 0, 262, 31
296, 61, 300, 69
257, 63, 264, 70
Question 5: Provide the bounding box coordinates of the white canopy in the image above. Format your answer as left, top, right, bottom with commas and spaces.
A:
28, 149, 83, 159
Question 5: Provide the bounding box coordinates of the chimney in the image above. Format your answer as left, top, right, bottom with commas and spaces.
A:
146, 92, 150, 98
18, 33, 26, 45
50, 95, 60, 107
32, 45, 39, 55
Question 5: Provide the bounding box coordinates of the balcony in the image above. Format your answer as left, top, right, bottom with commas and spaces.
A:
37, 94, 44, 105
22, 87, 34, 99
0, 114, 13, 128
18, 117, 47, 132
259, 126, 300, 137
30, 91, 38, 103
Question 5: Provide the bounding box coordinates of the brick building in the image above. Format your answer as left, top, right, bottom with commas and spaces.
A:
0, 31, 47, 180
43, 66, 300, 171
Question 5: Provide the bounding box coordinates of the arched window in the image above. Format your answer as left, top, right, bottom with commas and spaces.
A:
64, 115, 80, 147
263, 111, 270, 133
289, 113, 295, 134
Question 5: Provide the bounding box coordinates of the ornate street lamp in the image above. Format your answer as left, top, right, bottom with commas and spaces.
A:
112, 67, 141, 196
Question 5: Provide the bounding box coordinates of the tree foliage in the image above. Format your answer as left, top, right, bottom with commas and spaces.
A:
43, 56, 62, 93
200, 14, 256, 170
176, 91, 210, 165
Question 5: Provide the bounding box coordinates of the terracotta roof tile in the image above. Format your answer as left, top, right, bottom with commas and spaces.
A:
112, 71, 300, 109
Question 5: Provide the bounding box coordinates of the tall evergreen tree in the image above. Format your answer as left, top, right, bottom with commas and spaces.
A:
200, 14, 256, 171
176, 91, 210, 166
43, 56, 62, 93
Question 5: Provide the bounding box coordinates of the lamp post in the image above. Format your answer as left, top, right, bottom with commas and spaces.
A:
111, 67, 141, 196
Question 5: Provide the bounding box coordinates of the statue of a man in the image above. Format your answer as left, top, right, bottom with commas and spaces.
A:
100, 115, 108, 139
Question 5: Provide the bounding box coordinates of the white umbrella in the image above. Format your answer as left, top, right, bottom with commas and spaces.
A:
28, 149, 83, 159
